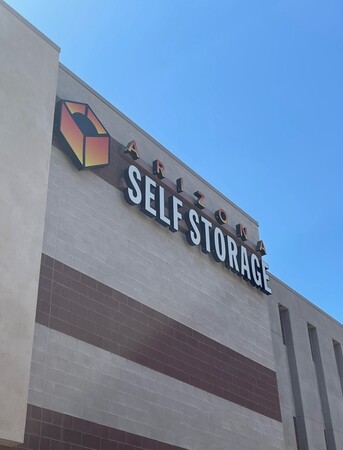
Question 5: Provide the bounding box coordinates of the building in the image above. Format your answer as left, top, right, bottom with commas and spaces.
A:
0, 2, 342, 449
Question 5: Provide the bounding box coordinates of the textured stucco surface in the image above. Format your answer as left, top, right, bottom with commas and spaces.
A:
0, 2, 59, 445
269, 276, 343, 449
34, 66, 283, 449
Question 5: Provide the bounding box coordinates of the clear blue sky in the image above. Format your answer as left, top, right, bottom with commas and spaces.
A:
7, 0, 343, 322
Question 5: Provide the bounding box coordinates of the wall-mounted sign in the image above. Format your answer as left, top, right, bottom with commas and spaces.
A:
54, 100, 272, 296
123, 144, 272, 295
54, 100, 110, 169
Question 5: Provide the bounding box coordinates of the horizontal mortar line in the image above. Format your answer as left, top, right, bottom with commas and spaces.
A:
36, 253, 282, 422
11, 404, 187, 450
52, 129, 261, 256
55, 87, 259, 227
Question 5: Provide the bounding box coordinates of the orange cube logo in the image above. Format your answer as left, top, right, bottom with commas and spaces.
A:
55, 100, 110, 169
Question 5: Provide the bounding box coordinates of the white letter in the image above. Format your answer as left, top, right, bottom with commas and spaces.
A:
155, 185, 170, 227
169, 195, 183, 232
250, 254, 262, 287
124, 165, 142, 205
200, 216, 212, 254
212, 227, 226, 262
186, 209, 201, 245
226, 236, 239, 273
141, 175, 156, 218
261, 260, 272, 295
239, 246, 251, 281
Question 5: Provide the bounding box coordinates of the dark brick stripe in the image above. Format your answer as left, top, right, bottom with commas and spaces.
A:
0, 405, 186, 450
36, 254, 281, 422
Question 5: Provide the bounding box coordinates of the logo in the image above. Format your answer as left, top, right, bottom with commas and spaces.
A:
55, 100, 110, 169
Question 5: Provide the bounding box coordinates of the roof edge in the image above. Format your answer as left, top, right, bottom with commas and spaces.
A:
270, 272, 342, 328
1, 0, 60, 52
58, 63, 259, 227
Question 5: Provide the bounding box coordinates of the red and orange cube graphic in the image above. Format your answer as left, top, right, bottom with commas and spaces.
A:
55, 100, 110, 169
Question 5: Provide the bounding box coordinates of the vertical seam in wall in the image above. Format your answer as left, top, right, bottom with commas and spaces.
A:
333, 341, 343, 395
278, 305, 309, 450
307, 325, 337, 450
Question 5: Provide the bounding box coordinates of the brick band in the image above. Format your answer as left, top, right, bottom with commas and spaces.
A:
0, 405, 186, 450
37, 254, 281, 421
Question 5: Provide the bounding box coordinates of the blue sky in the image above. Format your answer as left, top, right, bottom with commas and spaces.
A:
7, 0, 343, 322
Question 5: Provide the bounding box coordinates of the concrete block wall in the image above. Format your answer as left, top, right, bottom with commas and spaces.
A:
25, 324, 284, 450
34, 254, 281, 422
2, 5, 342, 450
269, 275, 343, 450
17, 65, 285, 450
56, 66, 260, 244
43, 142, 274, 370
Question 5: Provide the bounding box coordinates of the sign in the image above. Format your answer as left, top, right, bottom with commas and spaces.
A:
54, 100, 272, 296
123, 157, 272, 295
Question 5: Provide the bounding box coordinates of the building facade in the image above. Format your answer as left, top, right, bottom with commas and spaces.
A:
1, 2, 342, 449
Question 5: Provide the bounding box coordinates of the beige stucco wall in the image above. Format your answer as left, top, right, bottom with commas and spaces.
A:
0, 1, 59, 445
268, 276, 343, 449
